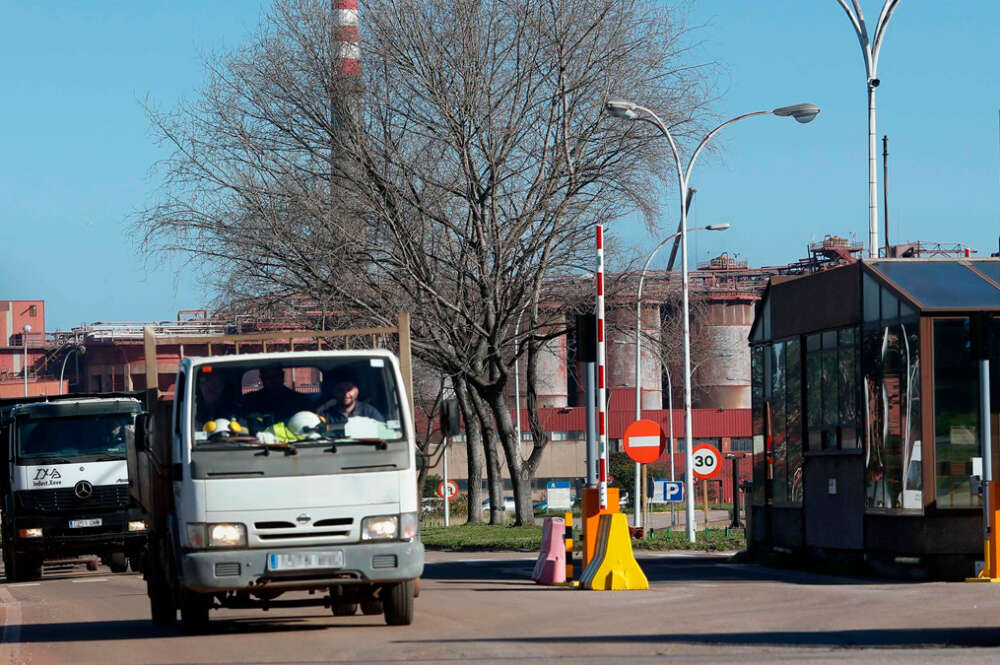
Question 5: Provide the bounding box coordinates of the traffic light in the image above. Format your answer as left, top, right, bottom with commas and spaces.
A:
575, 314, 597, 363
440, 398, 461, 436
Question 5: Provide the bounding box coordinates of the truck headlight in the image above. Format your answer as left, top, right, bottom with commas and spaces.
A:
186, 522, 247, 549
18, 528, 43, 538
209, 523, 247, 547
361, 515, 398, 540
128, 520, 148, 532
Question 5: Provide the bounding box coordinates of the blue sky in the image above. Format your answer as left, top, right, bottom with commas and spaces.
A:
2, 2, 998, 330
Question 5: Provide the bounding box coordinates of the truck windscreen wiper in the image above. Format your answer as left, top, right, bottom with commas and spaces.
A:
323, 438, 390, 452
19, 456, 74, 464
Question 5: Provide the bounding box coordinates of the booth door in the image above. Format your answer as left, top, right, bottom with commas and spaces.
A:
803, 453, 864, 550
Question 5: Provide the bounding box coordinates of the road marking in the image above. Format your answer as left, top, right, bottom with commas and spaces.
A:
71, 577, 109, 583
6, 583, 40, 588
0, 584, 22, 665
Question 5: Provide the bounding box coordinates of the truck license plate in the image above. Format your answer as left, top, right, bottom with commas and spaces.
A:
268, 550, 344, 571
69, 518, 102, 528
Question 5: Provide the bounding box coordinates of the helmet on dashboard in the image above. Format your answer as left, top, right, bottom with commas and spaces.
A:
287, 411, 323, 440
203, 418, 243, 438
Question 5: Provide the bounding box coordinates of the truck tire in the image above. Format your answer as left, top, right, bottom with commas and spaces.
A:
180, 591, 211, 633
331, 602, 358, 616
382, 580, 414, 626
7, 552, 42, 582
147, 566, 176, 628
108, 551, 128, 573
128, 553, 143, 573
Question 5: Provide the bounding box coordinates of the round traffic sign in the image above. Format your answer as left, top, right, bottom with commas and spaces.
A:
623, 419, 666, 464
691, 444, 721, 479
437, 480, 459, 500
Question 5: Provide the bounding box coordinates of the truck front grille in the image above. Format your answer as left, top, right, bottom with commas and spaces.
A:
16, 485, 130, 513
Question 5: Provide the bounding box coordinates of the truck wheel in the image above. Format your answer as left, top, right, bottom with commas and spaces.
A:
180, 591, 211, 633
7, 552, 42, 582
147, 569, 176, 628
361, 600, 383, 615
128, 554, 143, 573
331, 602, 358, 616
108, 552, 128, 573
382, 581, 414, 626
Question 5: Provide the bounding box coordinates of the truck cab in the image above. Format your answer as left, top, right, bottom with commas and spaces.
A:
133, 350, 424, 631
1, 395, 148, 581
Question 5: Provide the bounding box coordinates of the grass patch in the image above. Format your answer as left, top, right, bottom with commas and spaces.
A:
422, 523, 544, 551
637, 527, 745, 552
421, 522, 745, 553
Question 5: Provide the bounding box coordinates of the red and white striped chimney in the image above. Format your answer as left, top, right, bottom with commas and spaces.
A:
333, 0, 360, 77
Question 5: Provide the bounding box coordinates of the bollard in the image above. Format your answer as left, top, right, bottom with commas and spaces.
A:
564, 512, 574, 581
532, 517, 566, 585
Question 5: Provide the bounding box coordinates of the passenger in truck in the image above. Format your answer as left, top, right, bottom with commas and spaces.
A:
243, 366, 312, 422
194, 370, 243, 428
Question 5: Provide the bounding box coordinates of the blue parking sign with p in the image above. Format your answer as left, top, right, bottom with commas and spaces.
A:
654, 479, 684, 503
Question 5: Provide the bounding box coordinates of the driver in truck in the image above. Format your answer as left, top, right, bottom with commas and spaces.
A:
319, 374, 384, 424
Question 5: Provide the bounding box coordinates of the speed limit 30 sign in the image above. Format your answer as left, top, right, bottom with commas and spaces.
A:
691, 444, 721, 480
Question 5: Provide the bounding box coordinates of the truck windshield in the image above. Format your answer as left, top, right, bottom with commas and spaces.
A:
17, 413, 136, 461
192, 356, 405, 447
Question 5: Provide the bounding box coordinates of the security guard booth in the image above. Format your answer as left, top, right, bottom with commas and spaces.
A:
748, 258, 1000, 578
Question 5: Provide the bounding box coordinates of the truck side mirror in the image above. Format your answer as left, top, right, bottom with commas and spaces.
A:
133, 413, 149, 453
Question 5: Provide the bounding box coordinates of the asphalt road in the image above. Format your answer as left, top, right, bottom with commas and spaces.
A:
4, 550, 1000, 665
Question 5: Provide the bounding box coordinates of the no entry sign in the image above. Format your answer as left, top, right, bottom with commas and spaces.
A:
691, 444, 722, 480
437, 480, 459, 499
623, 419, 665, 464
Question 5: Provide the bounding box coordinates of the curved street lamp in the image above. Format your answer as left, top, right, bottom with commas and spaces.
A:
836, 0, 899, 257
59, 344, 86, 394
605, 98, 820, 542
632, 223, 730, 529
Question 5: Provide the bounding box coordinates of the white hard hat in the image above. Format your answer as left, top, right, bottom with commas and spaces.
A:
287, 411, 323, 439
203, 418, 243, 437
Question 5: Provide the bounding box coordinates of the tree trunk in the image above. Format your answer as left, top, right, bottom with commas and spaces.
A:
453, 377, 484, 523
467, 384, 506, 525
482, 384, 534, 526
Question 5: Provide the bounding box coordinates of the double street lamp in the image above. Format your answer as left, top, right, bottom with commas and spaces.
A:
632, 223, 730, 529
606, 98, 820, 542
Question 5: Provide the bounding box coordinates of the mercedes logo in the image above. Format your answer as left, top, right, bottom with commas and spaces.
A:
74, 480, 94, 500
296, 513, 311, 524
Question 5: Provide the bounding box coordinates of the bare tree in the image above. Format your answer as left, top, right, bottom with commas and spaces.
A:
137, 0, 716, 525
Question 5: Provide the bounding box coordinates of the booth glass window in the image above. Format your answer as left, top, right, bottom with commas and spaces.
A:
861, 279, 921, 512
751, 345, 765, 504
786, 338, 803, 502
750, 338, 802, 505
805, 326, 859, 451
934, 318, 980, 509
771, 342, 787, 503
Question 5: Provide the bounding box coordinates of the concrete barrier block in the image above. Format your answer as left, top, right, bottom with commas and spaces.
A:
532, 517, 566, 585
578, 512, 648, 591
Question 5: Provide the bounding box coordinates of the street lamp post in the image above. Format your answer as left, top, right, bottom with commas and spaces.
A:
22, 324, 31, 397
606, 98, 820, 542
59, 344, 86, 394
836, 0, 899, 257
633, 224, 729, 529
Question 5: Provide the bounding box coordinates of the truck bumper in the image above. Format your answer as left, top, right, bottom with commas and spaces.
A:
9, 509, 148, 557
179, 540, 425, 593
